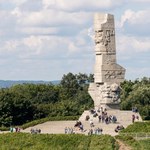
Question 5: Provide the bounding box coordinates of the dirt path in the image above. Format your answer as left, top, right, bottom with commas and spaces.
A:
116, 139, 132, 150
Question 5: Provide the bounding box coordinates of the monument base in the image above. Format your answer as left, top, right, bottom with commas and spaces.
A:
100, 103, 120, 110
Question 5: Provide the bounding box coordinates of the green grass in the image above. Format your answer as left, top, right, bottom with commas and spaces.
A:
0, 133, 118, 150
116, 121, 150, 149
116, 135, 150, 150
120, 121, 150, 133
138, 139, 150, 150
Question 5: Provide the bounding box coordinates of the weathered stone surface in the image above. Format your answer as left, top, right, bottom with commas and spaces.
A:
88, 13, 125, 109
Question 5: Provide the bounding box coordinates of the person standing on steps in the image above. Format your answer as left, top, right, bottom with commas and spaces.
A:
132, 114, 135, 123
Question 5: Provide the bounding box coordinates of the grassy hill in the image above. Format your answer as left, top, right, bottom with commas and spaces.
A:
0, 121, 150, 150
120, 121, 150, 133
116, 121, 150, 150
0, 132, 150, 150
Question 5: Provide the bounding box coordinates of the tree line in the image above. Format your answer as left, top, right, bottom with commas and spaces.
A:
0, 73, 94, 127
0, 73, 149, 127
120, 77, 150, 120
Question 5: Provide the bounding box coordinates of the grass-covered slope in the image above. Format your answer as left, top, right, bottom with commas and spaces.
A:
116, 121, 150, 150
0, 133, 117, 150
121, 121, 150, 133
116, 135, 150, 150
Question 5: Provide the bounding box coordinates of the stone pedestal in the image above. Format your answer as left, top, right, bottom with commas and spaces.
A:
88, 13, 125, 110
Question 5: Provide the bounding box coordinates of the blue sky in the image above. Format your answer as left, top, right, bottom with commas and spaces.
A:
0, 0, 150, 81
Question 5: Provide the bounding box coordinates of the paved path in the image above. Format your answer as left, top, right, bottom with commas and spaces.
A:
22, 121, 77, 134
22, 110, 142, 136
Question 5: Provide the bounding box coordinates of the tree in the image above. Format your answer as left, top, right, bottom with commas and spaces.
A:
88, 74, 94, 83
60, 72, 79, 98
120, 77, 150, 120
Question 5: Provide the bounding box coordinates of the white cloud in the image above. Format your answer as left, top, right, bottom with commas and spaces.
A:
0, 0, 27, 7
42, 0, 126, 12
42, 0, 57, 10
11, 7, 22, 17
120, 9, 150, 27
23, 36, 42, 49
117, 34, 150, 54
20, 27, 58, 35
11, 0, 27, 5
0, 28, 92, 59
18, 10, 91, 27
132, 0, 150, 2
119, 9, 150, 35
0, 0, 149, 80
120, 10, 134, 27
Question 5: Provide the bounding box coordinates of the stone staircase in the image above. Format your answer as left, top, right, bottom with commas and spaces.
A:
79, 110, 142, 136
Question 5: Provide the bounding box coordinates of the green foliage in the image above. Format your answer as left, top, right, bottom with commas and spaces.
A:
120, 121, 150, 133
0, 133, 118, 150
89, 135, 117, 150
0, 73, 93, 127
120, 77, 150, 119
0, 126, 9, 131
115, 121, 150, 149
116, 135, 142, 149
0, 73, 149, 128
60, 72, 79, 98
0, 87, 36, 126
116, 135, 150, 150
138, 139, 150, 150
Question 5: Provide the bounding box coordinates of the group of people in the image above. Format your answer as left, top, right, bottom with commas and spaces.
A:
132, 107, 138, 113
74, 121, 84, 132
132, 114, 139, 123
87, 107, 117, 125
115, 125, 124, 132
132, 106, 139, 123
30, 128, 41, 134
98, 113, 117, 124
88, 127, 103, 135
64, 121, 84, 134
64, 127, 75, 134
10, 127, 21, 133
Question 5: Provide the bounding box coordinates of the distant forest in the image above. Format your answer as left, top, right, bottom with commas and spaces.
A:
0, 80, 60, 88
0, 73, 149, 127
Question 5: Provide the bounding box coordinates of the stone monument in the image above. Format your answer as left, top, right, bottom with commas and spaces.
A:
88, 13, 125, 110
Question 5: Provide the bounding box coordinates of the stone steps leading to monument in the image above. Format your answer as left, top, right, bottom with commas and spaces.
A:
79, 110, 142, 136
21, 110, 142, 136
79, 110, 142, 122
81, 121, 119, 136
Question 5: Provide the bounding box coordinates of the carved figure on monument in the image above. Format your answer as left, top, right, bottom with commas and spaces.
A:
88, 13, 125, 110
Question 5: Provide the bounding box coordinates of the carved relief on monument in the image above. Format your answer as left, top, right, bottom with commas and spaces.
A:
104, 30, 115, 46
105, 58, 111, 64
94, 29, 115, 53
104, 70, 124, 79
95, 30, 104, 45
96, 83, 121, 104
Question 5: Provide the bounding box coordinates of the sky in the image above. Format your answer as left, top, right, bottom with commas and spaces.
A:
0, 0, 150, 81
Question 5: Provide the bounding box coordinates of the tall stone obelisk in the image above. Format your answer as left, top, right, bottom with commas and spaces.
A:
88, 13, 125, 110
